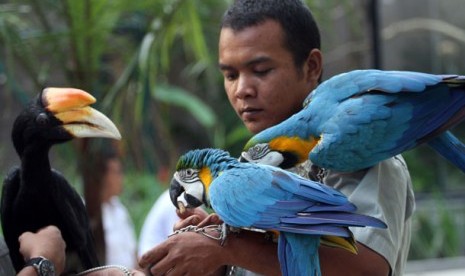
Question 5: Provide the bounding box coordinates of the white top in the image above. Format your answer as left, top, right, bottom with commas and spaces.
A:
138, 190, 180, 257
102, 196, 137, 267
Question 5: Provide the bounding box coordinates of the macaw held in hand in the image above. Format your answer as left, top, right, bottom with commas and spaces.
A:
240, 69, 465, 172
169, 148, 386, 276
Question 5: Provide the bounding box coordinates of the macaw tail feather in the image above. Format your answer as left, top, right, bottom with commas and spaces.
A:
278, 232, 321, 276
281, 211, 387, 229
321, 234, 358, 254
428, 131, 465, 173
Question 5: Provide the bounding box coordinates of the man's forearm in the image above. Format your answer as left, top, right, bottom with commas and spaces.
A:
224, 230, 280, 276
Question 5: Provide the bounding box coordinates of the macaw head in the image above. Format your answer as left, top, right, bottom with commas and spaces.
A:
169, 148, 236, 213
240, 134, 319, 169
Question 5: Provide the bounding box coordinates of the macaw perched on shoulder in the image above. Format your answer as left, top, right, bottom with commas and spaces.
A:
169, 148, 387, 276
240, 70, 465, 172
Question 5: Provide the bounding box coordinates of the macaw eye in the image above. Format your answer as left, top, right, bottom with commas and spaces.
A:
36, 113, 49, 125
250, 144, 269, 159
179, 168, 198, 182
185, 169, 194, 177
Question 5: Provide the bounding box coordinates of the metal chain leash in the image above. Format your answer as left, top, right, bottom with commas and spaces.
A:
168, 224, 229, 246
76, 264, 132, 276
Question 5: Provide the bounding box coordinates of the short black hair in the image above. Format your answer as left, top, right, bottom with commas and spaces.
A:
221, 0, 321, 68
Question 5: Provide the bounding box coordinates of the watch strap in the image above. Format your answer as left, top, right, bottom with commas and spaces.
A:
24, 256, 55, 276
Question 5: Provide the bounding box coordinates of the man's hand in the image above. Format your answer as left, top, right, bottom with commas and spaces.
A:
18, 225, 66, 275
174, 207, 222, 230
139, 231, 227, 276
138, 207, 226, 276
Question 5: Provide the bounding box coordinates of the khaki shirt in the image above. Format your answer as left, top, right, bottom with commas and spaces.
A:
323, 155, 415, 275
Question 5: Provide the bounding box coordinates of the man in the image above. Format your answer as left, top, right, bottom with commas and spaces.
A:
139, 1, 415, 275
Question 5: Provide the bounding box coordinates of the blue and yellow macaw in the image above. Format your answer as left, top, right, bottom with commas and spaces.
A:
169, 148, 386, 276
240, 70, 465, 172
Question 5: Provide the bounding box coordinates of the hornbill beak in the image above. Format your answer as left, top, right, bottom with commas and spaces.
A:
42, 87, 121, 140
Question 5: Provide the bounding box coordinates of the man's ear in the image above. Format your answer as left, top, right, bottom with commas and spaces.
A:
304, 49, 323, 85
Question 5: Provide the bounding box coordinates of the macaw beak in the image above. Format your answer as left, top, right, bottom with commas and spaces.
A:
42, 87, 121, 140
169, 176, 204, 214
238, 153, 250, 163
169, 177, 184, 209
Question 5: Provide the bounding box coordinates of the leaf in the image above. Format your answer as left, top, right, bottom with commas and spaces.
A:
151, 84, 216, 128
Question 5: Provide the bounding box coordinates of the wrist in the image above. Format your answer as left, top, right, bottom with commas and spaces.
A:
24, 256, 56, 276
224, 229, 280, 275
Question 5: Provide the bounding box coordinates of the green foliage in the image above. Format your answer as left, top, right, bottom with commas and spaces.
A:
409, 197, 462, 260
119, 171, 167, 237
152, 84, 216, 129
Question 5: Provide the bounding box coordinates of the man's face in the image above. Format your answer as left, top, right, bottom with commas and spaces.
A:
219, 20, 317, 134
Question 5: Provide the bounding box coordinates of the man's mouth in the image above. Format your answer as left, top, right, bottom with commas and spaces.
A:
240, 107, 262, 118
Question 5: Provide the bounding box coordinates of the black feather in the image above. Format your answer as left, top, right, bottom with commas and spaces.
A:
1, 93, 99, 273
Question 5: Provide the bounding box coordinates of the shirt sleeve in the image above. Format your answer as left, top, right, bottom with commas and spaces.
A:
323, 155, 415, 275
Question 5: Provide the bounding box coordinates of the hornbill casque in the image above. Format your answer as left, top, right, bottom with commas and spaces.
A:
1, 88, 121, 273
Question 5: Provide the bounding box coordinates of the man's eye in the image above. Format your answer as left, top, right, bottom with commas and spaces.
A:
225, 72, 238, 81
254, 69, 271, 76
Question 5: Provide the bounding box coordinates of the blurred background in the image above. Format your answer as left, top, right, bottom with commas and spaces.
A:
1, 0, 464, 272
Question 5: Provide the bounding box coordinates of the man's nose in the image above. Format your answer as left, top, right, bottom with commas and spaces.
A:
235, 75, 256, 99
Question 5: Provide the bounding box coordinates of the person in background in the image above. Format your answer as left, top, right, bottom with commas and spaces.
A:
138, 189, 179, 258
139, 0, 415, 275
100, 149, 138, 268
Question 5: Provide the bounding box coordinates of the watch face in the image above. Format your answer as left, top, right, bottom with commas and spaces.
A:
39, 259, 56, 276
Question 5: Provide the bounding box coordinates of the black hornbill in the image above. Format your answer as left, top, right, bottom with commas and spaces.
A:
1, 88, 121, 273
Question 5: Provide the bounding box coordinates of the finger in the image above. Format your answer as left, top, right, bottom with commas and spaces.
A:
148, 257, 177, 276
131, 269, 147, 276
175, 208, 195, 219
197, 213, 223, 227
165, 266, 176, 275
40, 225, 61, 235
18, 231, 33, 243
139, 243, 168, 268
173, 215, 200, 231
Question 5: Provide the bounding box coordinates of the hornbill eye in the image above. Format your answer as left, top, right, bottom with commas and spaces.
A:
36, 113, 49, 125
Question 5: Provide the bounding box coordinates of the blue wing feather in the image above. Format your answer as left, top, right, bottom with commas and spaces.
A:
281, 212, 387, 228
209, 163, 386, 233
250, 70, 465, 172
306, 70, 465, 171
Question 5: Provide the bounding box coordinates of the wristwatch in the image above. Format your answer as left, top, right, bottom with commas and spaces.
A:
24, 256, 56, 276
